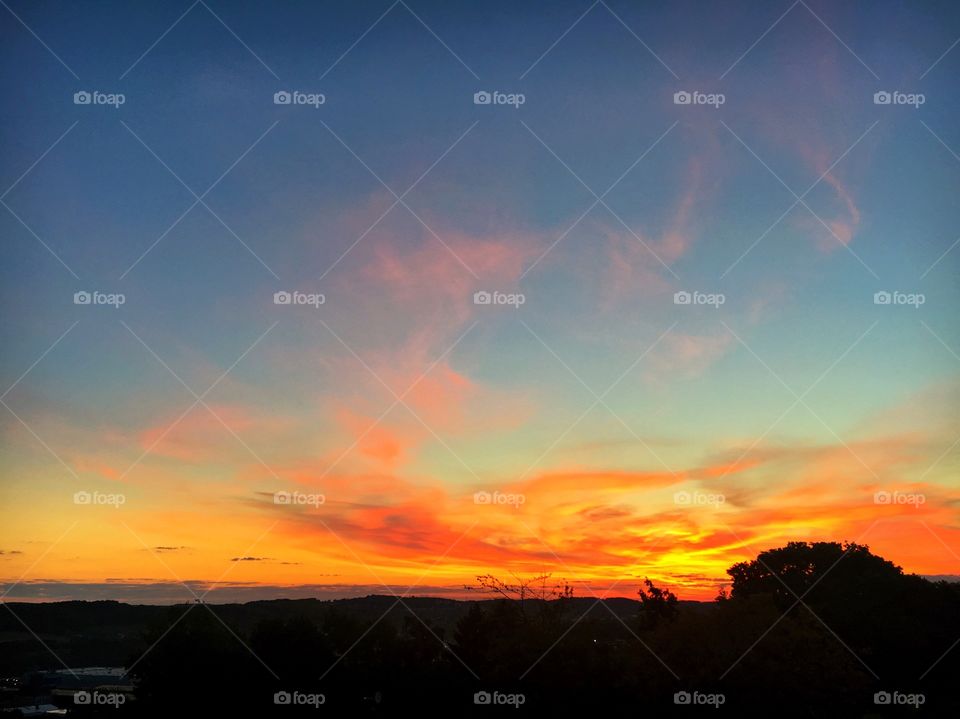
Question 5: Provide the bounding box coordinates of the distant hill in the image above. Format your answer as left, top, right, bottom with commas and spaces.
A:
0, 595, 704, 675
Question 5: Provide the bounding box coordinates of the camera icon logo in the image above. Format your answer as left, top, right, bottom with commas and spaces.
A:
74, 491, 92, 505
874, 491, 891, 505
274, 491, 291, 505
74, 291, 91, 305
674, 691, 691, 705
673, 491, 691, 505
473, 290, 492, 305
274, 691, 291, 705
274, 91, 292, 105
474, 691, 491, 705
673, 91, 691, 105
873, 291, 891, 305
474, 91, 492, 105
74, 91, 92, 105
473, 491, 492, 505
74, 691, 92, 704
873, 91, 892, 105
274, 291, 292, 305
874, 691, 891, 705
673, 291, 691, 305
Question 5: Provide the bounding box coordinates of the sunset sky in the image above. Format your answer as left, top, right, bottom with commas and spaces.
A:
1, 0, 959, 602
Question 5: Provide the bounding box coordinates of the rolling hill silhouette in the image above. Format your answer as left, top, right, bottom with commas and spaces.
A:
2, 542, 958, 715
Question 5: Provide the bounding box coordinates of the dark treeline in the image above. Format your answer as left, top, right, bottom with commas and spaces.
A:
5, 542, 959, 716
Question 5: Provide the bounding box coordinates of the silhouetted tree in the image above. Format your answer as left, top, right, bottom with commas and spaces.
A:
727, 541, 900, 606
636, 578, 678, 628
132, 605, 259, 715
726, 541, 960, 687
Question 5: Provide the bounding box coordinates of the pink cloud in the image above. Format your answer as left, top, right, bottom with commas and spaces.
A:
646, 331, 735, 379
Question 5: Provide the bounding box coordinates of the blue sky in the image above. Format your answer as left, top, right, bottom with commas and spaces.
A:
1, 0, 959, 600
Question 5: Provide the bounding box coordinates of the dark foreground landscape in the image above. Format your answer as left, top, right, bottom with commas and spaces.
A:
2, 542, 958, 716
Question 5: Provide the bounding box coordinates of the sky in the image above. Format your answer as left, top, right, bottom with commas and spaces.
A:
1, 0, 959, 603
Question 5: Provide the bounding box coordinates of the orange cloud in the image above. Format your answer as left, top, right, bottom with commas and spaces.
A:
137, 404, 279, 463
333, 406, 410, 467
